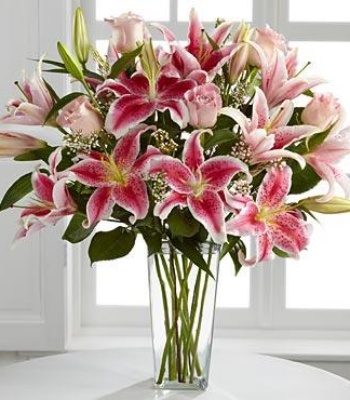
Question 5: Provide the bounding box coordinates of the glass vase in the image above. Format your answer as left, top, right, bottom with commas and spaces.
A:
148, 241, 220, 390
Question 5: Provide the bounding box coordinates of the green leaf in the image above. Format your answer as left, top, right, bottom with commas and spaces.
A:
273, 247, 290, 258
44, 92, 85, 124
33, 58, 66, 69
43, 79, 60, 102
89, 227, 136, 264
138, 227, 163, 256
203, 129, 235, 151
228, 249, 243, 276
167, 208, 200, 238
63, 214, 96, 243
220, 235, 240, 260
204, 31, 219, 50
109, 44, 144, 79
43, 68, 70, 74
0, 172, 33, 211
57, 42, 84, 81
170, 237, 213, 277
290, 162, 321, 194
14, 146, 56, 163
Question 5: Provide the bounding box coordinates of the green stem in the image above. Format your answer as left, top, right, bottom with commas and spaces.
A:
154, 254, 173, 380
189, 248, 213, 383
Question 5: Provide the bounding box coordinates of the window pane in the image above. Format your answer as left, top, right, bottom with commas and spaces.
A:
289, 0, 350, 22
178, 0, 252, 21
96, 0, 170, 21
291, 41, 350, 172
286, 184, 350, 309
216, 257, 250, 308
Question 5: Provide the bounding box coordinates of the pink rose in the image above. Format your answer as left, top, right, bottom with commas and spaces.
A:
301, 93, 341, 131
185, 83, 222, 128
105, 12, 145, 54
56, 96, 103, 137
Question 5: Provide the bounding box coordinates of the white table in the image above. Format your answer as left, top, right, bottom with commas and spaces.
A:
0, 348, 350, 399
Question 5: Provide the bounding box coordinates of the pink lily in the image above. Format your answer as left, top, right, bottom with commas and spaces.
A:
261, 49, 324, 108
226, 165, 310, 265
220, 88, 314, 167
149, 130, 250, 244
100, 73, 196, 138
1, 58, 53, 125
305, 127, 350, 202
0, 131, 46, 158
16, 148, 76, 240
69, 124, 159, 227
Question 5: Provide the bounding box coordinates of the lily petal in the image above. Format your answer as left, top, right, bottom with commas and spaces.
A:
154, 192, 188, 219
183, 129, 208, 171
133, 145, 162, 174
150, 156, 193, 194
200, 156, 250, 189
188, 190, 226, 244
257, 165, 292, 208
85, 186, 114, 227
113, 124, 155, 170
252, 87, 269, 129
226, 201, 267, 236
69, 159, 109, 187
105, 95, 155, 138
32, 171, 54, 203
272, 125, 319, 149
112, 174, 149, 223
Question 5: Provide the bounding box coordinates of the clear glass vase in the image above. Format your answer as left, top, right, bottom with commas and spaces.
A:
148, 241, 220, 390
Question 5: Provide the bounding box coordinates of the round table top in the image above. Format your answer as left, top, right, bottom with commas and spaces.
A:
0, 348, 349, 399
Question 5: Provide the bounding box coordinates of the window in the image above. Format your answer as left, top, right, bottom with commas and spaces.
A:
73, 0, 350, 336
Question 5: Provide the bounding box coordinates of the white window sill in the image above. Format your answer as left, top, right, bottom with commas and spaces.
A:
67, 332, 350, 362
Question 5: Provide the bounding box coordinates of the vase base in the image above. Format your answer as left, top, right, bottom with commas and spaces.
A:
154, 377, 208, 391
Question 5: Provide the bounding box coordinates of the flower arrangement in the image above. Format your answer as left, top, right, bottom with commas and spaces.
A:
1, 7, 350, 389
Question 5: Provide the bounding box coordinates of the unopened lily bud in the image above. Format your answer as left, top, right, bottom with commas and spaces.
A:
73, 7, 90, 65
0, 132, 46, 158
57, 42, 84, 81
300, 196, 350, 214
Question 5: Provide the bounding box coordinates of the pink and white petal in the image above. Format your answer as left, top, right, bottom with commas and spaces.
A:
112, 124, 156, 170
254, 148, 306, 168
112, 174, 149, 223
220, 107, 249, 135
119, 74, 150, 96
272, 212, 310, 254
186, 8, 203, 58
158, 78, 196, 100
220, 190, 252, 211
262, 49, 288, 101
188, 190, 227, 244
183, 129, 207, 171
105, 95, 155, 138
96, 79, 131, 97
149, 156, 193, 194
202, 44, 236, 77
200, 156, 250, 189
269, 100, 294, 129
257, 232, 274, 263
257, 165, 292, 208
85, 186, 115, 228
272, 125, 319, 149
69, 159, 109, 187
52, 179, 76, 211
246, 128, 274, 154
187, 69, 208, 84
154, 191, 188, 220
157, 99, 189, 129
14, 219, 45, 241
32, 171, 54, 202
226, 202, 267, 236
170, 45, 202, 77
133, 145, 162, 175
2, 104, 46, 125
252, 87, 269, 129
211, 21, 234, 46
151, 23, 177, 42
48, 147, 62, 177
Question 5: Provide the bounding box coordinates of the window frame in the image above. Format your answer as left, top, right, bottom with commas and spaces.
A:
70, 0, 350, 338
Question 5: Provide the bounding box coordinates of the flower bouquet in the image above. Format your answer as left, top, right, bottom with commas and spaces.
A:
1, 7, 350, 390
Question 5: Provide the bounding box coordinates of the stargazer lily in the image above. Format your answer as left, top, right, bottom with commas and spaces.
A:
100, 73, 196, 138
16, 148, 76, 240
220, 88, 315, 167
69, 124, 159, 227
226, 165, 310, 265
1, 58, 53, 125
262, 49, 324, 108
305, 126, 350, 202
149, 130, 251, 244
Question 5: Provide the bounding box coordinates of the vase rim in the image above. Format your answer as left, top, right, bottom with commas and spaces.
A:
159, 240, 221, 254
